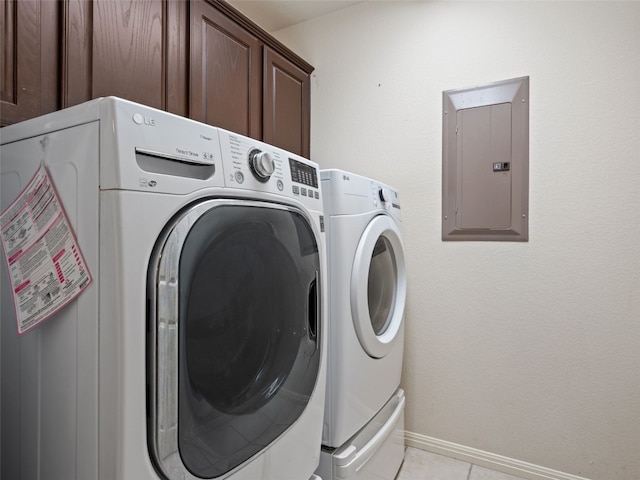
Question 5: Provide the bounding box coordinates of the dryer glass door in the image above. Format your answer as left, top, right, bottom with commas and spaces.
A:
148, 200, 321, 480
351, 215, 406, 359
369, 236, 396, 335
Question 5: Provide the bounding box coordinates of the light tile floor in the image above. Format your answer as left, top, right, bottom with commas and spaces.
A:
396, 447, 527, 480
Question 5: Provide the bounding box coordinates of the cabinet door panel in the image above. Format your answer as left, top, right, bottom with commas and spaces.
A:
190, 0, 261, 137
165, 0, 189, 116
61, 0, 92, 107
263, 47, 310, 158
92, 0, 164, 108
1, 0, 59, 126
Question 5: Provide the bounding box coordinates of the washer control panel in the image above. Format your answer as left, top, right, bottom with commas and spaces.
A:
289, 158, 320, 200
248, 148, 276, 182
217, 129, 321, 206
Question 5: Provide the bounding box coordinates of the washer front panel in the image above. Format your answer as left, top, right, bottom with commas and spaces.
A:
147, 198, 322, 479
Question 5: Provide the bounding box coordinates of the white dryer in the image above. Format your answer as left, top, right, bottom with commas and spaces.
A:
0, 97, 327, 480
316, 169, 406, 480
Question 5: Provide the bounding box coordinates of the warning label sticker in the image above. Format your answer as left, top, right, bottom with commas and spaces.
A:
1, 164, 92, 334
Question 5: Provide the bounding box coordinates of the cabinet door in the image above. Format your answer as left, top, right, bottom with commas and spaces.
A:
189, 0, 261, 138
1, 0, 59, 126
263, 47, 310, 158
92, 0, 165, 109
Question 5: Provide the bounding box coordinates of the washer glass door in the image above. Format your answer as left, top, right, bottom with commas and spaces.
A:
148, 200, 321, 479
351, 214, 406, 359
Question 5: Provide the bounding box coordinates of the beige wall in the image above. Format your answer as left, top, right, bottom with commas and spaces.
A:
274, 2, 640, 480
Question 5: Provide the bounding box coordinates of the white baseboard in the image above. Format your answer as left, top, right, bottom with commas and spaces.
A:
404, 431, 591, 480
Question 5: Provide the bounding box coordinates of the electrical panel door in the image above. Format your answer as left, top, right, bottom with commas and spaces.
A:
442, 76, 529, 241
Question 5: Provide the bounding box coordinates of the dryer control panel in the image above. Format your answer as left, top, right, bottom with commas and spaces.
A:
320, 169, 402, 222
371, 183, 401, 212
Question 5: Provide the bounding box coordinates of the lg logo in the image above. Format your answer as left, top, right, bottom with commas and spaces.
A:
139, 179, 158, 188
132, 113, 155, 126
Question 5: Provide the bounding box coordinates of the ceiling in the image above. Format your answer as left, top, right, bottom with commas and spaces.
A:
227, 1, 364, 32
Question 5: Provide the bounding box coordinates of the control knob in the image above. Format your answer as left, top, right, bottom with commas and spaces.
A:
378, 186, 392, 203
249, 149, 275, 182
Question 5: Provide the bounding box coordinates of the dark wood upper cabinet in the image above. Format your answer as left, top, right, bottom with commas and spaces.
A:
263, 47, 310, 158
64, 0, 174, 111
61, 0, 92, 107
1, 0, 313, 157
91, 0, 165, 109
1, 0, 59, 127
190, 0, 262, 139
188, 1, 312, 156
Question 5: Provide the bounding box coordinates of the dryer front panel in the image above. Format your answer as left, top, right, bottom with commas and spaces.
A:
147, 199, 322, 479
351, 215, 406, 359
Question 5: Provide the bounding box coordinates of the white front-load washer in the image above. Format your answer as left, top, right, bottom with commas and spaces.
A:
316, 169, 406, 480
0, 97, 327, 480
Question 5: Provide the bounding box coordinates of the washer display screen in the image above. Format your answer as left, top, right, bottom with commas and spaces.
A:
289, 158, 318, 188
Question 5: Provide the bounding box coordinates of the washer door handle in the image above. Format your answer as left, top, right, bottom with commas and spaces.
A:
308, 272, 319, 343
